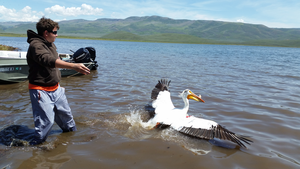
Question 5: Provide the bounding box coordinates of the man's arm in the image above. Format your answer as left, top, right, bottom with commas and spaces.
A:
55, 59, 90, 75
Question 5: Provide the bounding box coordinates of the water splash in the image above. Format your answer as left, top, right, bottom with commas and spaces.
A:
124, 109, 156, 140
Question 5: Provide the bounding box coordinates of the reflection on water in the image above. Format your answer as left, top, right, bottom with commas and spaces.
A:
17, 144, 71, 169
0, 37, 300, 168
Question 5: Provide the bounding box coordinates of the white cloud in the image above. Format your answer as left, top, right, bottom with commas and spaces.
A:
237, 19, 245, 23
0, 5, 42, 22
45, 4, 103, 16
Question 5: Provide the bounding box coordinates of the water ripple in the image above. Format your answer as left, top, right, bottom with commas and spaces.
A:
1, 37, 300, 168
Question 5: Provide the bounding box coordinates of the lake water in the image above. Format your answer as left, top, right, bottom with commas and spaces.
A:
0, 36, 300, 169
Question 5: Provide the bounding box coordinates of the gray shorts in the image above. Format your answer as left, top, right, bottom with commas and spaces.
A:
29, 85, 76, 145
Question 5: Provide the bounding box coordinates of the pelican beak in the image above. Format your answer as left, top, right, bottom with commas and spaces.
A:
187, 91, 205, 103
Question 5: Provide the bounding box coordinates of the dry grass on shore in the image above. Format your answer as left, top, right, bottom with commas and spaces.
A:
0, 44, 19, 51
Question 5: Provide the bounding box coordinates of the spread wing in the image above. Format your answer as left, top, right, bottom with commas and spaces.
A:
172, 116, 253, 148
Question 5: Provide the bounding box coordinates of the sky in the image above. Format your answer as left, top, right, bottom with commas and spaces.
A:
0, 0, 300, 28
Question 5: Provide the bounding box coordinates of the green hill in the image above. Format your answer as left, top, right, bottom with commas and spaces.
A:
101, 31, 145, 41
1, 16, 300, 47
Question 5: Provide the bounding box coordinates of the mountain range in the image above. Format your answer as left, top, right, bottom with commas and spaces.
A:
1, 16, 300, 47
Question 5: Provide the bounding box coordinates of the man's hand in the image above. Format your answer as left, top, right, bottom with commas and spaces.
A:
72, 63, 90, 75
55, 59, 90, 75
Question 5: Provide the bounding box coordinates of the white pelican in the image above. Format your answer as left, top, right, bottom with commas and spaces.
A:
145, 79, 252, 149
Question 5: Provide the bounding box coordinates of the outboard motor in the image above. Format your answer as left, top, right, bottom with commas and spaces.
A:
85, 47, 96, 61
72, 48, 91, 63
69, 47, 98, 70
85, 47, 98, 70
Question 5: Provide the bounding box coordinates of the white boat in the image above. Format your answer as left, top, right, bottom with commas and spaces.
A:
0, 47, 98, 84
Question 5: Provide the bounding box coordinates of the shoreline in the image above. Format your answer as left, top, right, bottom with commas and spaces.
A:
0, 33, 299, 48
0, 44, 19, 51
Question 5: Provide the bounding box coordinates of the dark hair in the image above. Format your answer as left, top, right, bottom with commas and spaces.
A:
36, 17, 60, 36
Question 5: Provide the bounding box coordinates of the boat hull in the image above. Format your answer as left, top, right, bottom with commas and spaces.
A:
0, 57, 29, 83
0, 48, 98, 84
0, 57, 96, 84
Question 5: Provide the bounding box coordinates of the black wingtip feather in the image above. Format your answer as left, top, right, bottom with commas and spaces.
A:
151, 79, 171, 100
179, 124, 253, 149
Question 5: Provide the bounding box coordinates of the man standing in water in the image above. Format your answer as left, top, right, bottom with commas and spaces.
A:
26, 17, 90, 145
